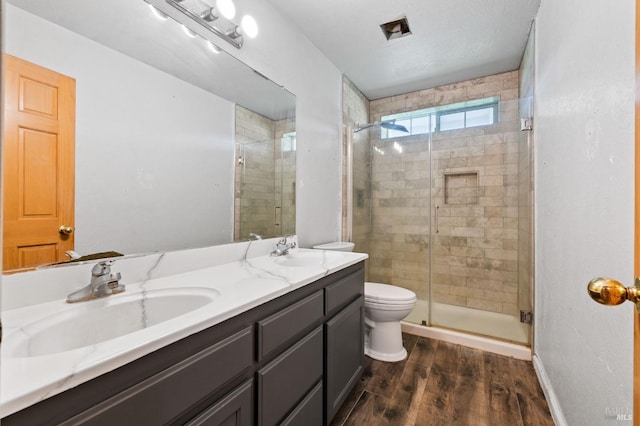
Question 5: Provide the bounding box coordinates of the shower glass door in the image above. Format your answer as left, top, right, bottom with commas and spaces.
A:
429, 97, 530, 345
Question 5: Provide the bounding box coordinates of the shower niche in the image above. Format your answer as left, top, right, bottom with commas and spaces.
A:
443, 171, 479, 205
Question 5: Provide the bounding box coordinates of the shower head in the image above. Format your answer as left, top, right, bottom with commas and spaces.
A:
353, 120, 409, 134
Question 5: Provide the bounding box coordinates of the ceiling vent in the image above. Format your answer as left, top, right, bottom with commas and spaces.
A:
380, 17, 412, 41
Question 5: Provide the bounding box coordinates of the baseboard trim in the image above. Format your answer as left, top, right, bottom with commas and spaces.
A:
533, 354, 567, 426
401, 322, 532, 360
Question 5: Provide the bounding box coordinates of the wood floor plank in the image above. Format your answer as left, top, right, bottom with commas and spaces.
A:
451, 347, 489, 426
383, 361, 430, 425
457, 346, 484, 381
407, 337, 440, 367
510, 358, 554, 426
331, 357, 382, 426
366, 359, 407, 399
483, 352, 524, 426
414, 342, 461, 425
402, 332, 419, 358
344, 390, 390, 426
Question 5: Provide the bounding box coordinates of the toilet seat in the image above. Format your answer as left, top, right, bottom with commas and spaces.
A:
365, 300, 415, 311
365, 282, 417, 305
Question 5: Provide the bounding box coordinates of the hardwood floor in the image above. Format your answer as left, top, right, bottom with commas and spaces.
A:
330, 334, 554, 426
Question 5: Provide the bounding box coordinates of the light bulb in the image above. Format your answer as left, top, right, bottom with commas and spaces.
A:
216, 0, 235, 19
241, 15, 258, 38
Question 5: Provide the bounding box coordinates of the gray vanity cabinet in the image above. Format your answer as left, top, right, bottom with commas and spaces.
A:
2, 261, 365, 426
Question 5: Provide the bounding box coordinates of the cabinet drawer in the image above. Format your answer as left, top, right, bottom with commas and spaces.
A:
256, 326, 323, 426
257, 290, 323, 360
185, 380, 252, 426
61, 327, 253, 426
324, 268, 364, 315
280, 381, 323, 426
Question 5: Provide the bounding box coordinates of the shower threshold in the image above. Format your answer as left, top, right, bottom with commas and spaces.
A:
402, 300, 531, 360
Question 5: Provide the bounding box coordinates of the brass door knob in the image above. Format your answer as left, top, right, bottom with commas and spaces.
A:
59, 225, 74, 235
587, 277, 640, 307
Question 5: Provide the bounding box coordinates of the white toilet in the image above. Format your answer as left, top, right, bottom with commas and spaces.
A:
313, 242, 417, 362
363, 282, 417, 361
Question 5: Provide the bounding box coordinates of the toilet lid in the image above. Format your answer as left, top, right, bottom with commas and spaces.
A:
365, 282, 417, 304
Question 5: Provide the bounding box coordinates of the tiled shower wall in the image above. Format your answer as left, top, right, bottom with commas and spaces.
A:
368, 71, 521, 315
234, 106, 295, 240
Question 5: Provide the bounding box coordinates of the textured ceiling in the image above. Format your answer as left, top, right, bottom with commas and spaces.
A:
267, 0, 540, 100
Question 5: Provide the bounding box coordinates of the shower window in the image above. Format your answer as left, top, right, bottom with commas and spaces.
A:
437, 103, 498, 131
380, 96, 499, 138
281, 132, 296, 152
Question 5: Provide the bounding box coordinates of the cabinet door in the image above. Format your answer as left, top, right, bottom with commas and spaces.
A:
185, 380, 252, 426
325, 296, 364, 424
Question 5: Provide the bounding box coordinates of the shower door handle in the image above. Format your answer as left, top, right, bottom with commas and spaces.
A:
435, 205, 440, 233
587, 277, 640, 311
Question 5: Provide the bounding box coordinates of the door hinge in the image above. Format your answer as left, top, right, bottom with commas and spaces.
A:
520, 117, 533, 131
520, 310, 533, 324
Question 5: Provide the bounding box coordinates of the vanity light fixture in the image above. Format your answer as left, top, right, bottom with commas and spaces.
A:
225, 25, 242, 40
165, 0, 258, 49
200, 7, 219, 22
145, 1, 224, 54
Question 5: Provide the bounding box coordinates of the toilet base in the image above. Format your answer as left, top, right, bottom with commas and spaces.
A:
364, 319, 408, 362
365, 346, 407, 362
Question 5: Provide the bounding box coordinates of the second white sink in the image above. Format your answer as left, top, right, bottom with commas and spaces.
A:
273, 249, 346, 267
5, 287, 220, 358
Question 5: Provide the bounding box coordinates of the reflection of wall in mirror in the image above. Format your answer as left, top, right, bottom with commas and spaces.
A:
234, 106, 295, 240
5, 4, 235, 257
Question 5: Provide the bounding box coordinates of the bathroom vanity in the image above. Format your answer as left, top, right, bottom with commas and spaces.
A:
1, 243, 367, 425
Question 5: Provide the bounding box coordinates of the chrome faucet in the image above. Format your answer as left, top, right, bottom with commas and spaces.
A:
271, 235, 296, 256
249, 232, 263, 240
66, 260, 125, 303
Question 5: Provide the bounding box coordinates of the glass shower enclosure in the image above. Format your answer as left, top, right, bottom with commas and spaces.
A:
349, 96, 532, 345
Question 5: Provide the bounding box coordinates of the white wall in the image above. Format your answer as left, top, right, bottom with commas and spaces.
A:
208, 0, 344, 247
6, 5, 235, 255
534, 0, 635, 424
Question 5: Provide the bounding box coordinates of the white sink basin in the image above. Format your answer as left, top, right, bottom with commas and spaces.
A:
5, 287, 219, 358
274, 250, 337, 267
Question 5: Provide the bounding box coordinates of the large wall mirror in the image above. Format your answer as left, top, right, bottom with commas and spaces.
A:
3, 0, 296, 272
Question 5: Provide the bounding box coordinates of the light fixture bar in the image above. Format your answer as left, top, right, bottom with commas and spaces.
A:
165, 0, 243, 48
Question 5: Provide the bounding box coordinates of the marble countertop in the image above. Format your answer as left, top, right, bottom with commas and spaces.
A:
0, 248, 367, 418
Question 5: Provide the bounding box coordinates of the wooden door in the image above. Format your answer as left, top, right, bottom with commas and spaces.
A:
636, 1, 640, 422
3, 55, 75, 272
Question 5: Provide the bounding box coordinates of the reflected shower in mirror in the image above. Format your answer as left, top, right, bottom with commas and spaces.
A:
234, 106, 296, 242
3, 0, 296, 272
